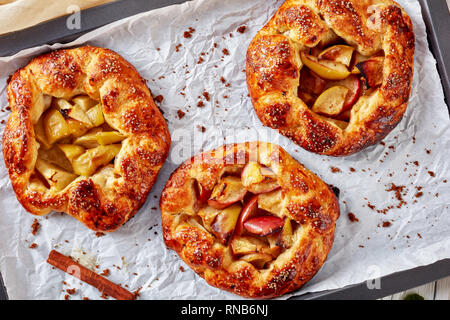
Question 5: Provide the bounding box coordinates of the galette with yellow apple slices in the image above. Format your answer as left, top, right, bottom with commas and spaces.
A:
160, 142, 339, 298
2, 46, 170, 232
247, 0, 414, 156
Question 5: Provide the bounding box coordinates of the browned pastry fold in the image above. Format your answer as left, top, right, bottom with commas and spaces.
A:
160, 142, 339, 298
2, 46, 171, 232
247, 0, 414, 156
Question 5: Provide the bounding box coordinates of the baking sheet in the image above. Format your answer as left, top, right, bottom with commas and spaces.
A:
0, 0, 449, 300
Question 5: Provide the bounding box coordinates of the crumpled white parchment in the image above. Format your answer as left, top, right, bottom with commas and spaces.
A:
0, 0, 449, 300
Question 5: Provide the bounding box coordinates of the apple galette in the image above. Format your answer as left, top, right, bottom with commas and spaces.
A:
160, 142, 339, 298
2, 46, 171, 232
247, 0, 414, 156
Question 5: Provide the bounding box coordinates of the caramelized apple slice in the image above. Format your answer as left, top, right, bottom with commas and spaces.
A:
244, 216, 284, 236
208, 176, 247, 210
38, 147, 73, 173
72, 144, 122, 176
318, 45, 355, 67
43, 108, 71, 144
325, 75, 361, 110
34, 117, 52, 150
211, 203, 242, 245
356, 56, 384, 88
231, 236, 270, 255
35, 158, 77, 191
240, 253, 273, 269
241, 162, 265, 185
276, 219, 294, 248
198, 206, 221, 232
72, 95, 98, 111
73, 131, 126, 148
258, 189, 283, 217
312, 86, 349, 116
301, 52, 350, 80
195, 181, 213, 204
234, 195, 259, 236
66, 119, 90, 138
299, 69, 328, 95
57, 144, 85, 162
86, 104, 105, 127
241, 162, 280, 194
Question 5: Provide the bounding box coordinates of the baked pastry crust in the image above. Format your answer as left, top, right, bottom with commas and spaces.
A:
160, 142, 339, 298
2, 46, 171, 232
246, 0, 414, 156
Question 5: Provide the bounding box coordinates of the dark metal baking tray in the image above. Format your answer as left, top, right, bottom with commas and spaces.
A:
0, 0, 449, 301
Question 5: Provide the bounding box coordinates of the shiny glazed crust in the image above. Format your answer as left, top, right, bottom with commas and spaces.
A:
2, 46, 171, 232
246, 0, 415, 156
160, 142, 339, 298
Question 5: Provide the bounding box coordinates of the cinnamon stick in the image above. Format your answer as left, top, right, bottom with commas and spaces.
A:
47, 250, 135, 300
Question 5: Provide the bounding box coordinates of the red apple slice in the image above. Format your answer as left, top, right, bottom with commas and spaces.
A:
234, 195, 259, 236
318, 45, 355, 67
325, 75, 361, 110
243, 216, 284, 236
301, 52, 350, 80
196, 181, 212, 204
246, 180, 280, 195
208, 176, 247, 210
299, 69, 328, 95
356, 56, 384, 88
312, 86, 349, 116
211, 204, 242, 245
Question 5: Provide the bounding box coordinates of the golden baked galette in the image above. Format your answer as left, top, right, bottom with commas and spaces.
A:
160, 142, 339, 298
247, 0, 414, 156
2, 46, 170, 232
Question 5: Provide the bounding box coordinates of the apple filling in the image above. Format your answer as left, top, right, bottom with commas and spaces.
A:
298, 41, 385, 126
186, 162, 298, 270
31, 95, 125, 192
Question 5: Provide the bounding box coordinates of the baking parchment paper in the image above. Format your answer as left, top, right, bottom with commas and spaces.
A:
0, 0, 449, 300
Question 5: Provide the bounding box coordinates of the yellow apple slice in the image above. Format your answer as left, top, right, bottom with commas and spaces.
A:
240, 253, 273, 269
258, 189, 283, 217
38, 147, 73, 173
276, 219, 294, 248
72, 95, 98, 112
57, 144, 85, 162
312, 86, 349, 116
318, 45, 355, 67
35, 158, 77, 191
66, 119, 90, 138
356, 56, 384, 88
72, 144, 122, 176
211, 203, 242, 245
34, 117, 52, 150
301, 52, 350, 80
198, 206, 222, 233
231, 236, 273, 256
73, 131, 126, 148
86, 104, 105, 127
43, 108, 71, 144
207, 176, 247, 210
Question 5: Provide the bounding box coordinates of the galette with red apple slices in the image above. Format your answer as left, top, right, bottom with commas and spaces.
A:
2, 46, 171, 232
247, 0, 414, 156
160, 142, 340, 298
